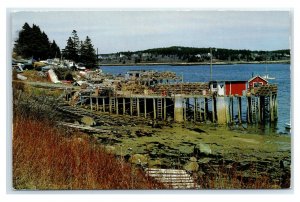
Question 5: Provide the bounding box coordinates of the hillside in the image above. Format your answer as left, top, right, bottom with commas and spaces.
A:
99, 46, 290, 65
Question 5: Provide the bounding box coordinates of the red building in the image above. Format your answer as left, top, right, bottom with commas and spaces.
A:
225, 81, 247, 96
248, 76, 268, 89
210, 80, 247, 96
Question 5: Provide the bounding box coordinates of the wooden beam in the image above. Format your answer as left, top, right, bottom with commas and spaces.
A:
123, 98, 126, 115
153, 98, 156, 119
238, 97, 241, 124
103, 98, 105, 112
116, 97, 119, 115
204, 97, 207, 121
194, 98, 197, 122
212, 97, 215, 123
90, 93, 92, 111
96, 98, 99, 111
137, 98, 140, 117
144, 98, 147, 118
130, 97, 133, 116
164, 98, 167, 120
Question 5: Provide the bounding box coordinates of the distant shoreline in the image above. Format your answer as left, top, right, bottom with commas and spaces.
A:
99, 60, 290, 67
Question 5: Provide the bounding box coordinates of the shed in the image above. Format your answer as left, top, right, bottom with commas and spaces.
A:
225, 81, 247, 96
248, 76, 268, 89
210, 80, 247, 96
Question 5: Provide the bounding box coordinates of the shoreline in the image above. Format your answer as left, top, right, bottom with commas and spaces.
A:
99, 60, 290, 67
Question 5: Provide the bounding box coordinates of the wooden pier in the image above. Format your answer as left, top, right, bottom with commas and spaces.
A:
64, 82, 278, 125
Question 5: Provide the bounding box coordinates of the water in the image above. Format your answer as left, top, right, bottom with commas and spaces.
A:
101, 64, 291, 134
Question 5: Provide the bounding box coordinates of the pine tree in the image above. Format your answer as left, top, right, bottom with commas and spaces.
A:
14, 23, 59, 60
62, 30, 80, 62
49, 40, 61, 58
79, 36, 97, 68
14, 23, 35, 58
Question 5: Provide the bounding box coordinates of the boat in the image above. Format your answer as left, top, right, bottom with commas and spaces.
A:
262, 74, 275, 80
285, 123, 291, 130
262, 59, 275, 80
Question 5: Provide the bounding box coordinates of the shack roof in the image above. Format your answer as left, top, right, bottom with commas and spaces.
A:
209, 80, 247, 83
248, 75, 268, 83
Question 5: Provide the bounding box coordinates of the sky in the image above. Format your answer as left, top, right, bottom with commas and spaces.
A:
11, 10, 291, 54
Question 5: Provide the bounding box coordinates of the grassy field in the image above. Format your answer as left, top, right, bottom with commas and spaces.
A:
13, 114, 163, 190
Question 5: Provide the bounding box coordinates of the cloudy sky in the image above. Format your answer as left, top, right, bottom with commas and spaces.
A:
11, 11, 291, 54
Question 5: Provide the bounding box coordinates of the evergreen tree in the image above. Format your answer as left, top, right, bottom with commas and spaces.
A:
49, 40, 61, 58
79, 36, 97, 68
14, 23, 60, 60
62, 30, 80, 62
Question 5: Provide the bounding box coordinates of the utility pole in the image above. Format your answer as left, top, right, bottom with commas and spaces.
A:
210, 47, 213, 81
97, 48, 99, 66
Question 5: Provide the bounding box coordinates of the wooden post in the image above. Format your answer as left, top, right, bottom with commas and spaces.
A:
226, 97, 231, 124
194, 98, 197, 122
164, 98, 167, 120
103, 98, 105, 112
247, 96, 251, 123
260, 96, 265, 122
238, 97, 242, 124
116, 97, 119, 115
153, 98, 156, 119
258, 96, 261, 123
144, 98, 147, 118
137, 98, 140, 117
109, 97, 112, 114
199, 98, 202, 122
183, 98, 187, 121
274, 94, 278, 120
96, 97, 99, 111
231, 97, 234, 123
212, 97, 215, 123
130, 97, 133, 116
204, 97, 207, 121
270, 92, 274, 122
123, 98, 126, 115
90, 93, 93, 111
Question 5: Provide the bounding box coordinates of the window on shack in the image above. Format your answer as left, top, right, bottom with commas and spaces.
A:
253, 82, 263, 87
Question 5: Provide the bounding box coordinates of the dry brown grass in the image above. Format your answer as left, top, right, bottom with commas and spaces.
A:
13, 115, 163, 190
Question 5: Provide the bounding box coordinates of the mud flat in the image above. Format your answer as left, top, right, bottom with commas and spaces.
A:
76, 110, 291, 187
56, 101, 290, 186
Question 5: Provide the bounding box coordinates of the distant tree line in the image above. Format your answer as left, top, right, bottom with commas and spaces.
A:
118, 46, 290, 63
14, 23, 61, 60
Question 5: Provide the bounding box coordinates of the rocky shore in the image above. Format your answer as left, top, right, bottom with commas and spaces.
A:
59, 105, 290, 188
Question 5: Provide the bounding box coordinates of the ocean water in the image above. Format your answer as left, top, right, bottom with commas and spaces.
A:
101, 64, 291, 134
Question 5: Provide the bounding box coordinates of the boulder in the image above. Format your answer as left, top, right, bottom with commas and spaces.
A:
189, 157, 197, 162
81, 116, 96, 126
129, 154, 148, 165
184, 161, 199, 172
194, 143, 212, 156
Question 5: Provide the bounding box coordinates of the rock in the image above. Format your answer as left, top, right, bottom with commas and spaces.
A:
135, 129, 153, 137
81, 116, 96, 126
129, 154, 148, 165
148, 159, 162, 168
194, 143, 212, 156
189, 157, 197, 162
184, 161, 199, 172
